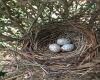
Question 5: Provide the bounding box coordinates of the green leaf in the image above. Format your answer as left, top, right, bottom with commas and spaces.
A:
0, 71, 7, 77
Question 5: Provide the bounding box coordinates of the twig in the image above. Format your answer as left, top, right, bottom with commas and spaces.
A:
79, 68, 93, 78
29, 0, 48, 32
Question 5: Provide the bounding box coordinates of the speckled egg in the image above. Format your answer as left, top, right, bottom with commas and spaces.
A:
49, 44, 61, 53
61, 44, 74, 51
57, 38, 71, 45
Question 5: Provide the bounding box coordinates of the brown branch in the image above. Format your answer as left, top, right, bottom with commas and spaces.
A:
29, 0, 48, 32
0, 33, 18, 41
61, 0, 69, 19
96, 0, 100, 12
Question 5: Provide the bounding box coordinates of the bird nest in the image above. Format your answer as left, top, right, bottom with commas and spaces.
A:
2, 20, 98, 79
21, 20, 97, 72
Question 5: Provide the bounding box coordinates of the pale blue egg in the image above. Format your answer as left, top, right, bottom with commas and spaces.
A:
61, 44, 74, 51
57, 38, 71, 45
49, 44, 61, 52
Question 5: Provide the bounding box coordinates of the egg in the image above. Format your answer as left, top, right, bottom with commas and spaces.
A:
49, 44, 61, 52
61, 44, 74, 51
57, 38, 71, 45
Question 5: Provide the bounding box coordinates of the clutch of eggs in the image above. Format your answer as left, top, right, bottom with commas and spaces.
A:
57, 38, 71, 45
49, 43, 60, 52
61, 44, 74, 51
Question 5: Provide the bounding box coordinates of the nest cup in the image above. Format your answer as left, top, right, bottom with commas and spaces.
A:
22, 20, 97, 71
35, 21, 84, 54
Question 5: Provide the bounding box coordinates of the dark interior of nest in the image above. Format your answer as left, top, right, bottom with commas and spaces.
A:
21, 21, 97, 66
37, 25, 83, 54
